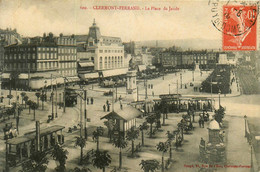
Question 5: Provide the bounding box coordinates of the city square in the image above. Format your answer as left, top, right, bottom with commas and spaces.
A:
0, 1, 260, 172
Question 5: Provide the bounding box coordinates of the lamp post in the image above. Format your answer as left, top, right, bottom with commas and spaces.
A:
180, 73, 182, 89
168, 84, 170, 94
192, 70, 194, 81
55, 81, 58, 118
59, 93, 61, 109
244, 115, 247, 137
218, 89, 221, 109
251, 145, 254, 172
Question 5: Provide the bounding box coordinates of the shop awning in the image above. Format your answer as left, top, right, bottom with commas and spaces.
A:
30, 72, 62, 79
19, 73, 29, 79
79, 62, 94, 67
83, 72, 99, 79
102, 68, 128, 77
66, 76, 80, 83
2, 73, 10, 79
138, 65, 147, 72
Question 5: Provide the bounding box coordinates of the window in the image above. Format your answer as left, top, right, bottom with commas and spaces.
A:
99, 56, 103, 69
105, 57, 107, 69
99, 50, 103, 53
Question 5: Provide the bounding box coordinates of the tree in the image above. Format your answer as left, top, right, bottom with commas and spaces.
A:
21, 151, 49, 172
139, 159, 160, 172
23, 95, 29, 108
146, 114, 157, 138
30, 101, 39, 120
35, 92, 41, 106
156, 142, 169, 172
166, 131, 175, 160
112, 135, 128, 169
75, 136, 86, 164
92, 126, 104, 151
126, 127, 139, 157
27, 100, 33, 114
20, 92, 26, 105
51, 144, 68, 172
92, 150, 112, 172
139, 122, 149, 146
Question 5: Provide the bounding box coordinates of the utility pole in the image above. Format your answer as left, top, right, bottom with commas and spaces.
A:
112, 85, 114, 112
51, 74, 54, 119
137, 85, 139, 101
210, 77, 213, 111
59, 93, 61, 109
80, 93, 83, 138
192, 70, 194, 82
55, 81, 58, 118
5, 141, 9, 172
84, 90, 88, 139
144, 78, 148, 116
180, 73, 182, 89
63, 77, 66, 113
28, 67, 30, 90
36, 121, 40, 151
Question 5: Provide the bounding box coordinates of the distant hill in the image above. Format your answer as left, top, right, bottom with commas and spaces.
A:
135, 39, 221, 50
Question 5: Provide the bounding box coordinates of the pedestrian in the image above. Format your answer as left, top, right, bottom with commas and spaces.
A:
106, 100, 109, 106
199, 115, 202, 128
107, 104, 110, 112
91, 97, 94, 104
201, 117, 204, 128
192, 111, 195, 122
103, 104, 106, 112
120, 103, 123, 110
87, 98, 89, 104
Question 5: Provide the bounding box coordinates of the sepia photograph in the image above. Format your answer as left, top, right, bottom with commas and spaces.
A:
0, 0, 259, 171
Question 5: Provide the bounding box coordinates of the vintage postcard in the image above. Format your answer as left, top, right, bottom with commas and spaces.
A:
0, 0, 259, 172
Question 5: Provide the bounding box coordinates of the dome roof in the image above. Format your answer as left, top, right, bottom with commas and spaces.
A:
208, 120, 220, 130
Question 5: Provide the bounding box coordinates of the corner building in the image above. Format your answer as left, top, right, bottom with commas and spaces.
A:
85, 20, 128, 78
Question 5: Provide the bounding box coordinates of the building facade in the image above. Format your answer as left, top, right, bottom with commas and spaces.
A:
85, 20, 128, 78
56, 36, 77, 77
3, 34, 78, 90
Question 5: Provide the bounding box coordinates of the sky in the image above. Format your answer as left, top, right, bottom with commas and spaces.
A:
0, 0, 223, 42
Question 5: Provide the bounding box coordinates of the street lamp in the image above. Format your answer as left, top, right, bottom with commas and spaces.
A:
244, 115, 247, 137
180, 73, 182, 89
192, 70, 194, 82
218, 89, 221, 109
168, 84, 170, 94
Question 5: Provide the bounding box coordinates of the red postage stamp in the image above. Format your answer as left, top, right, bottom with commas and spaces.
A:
222, 5, 257, 51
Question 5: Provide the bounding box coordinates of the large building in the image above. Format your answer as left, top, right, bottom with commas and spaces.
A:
84, 20, 128, 79
3, 33, 78, 90
159, 50, 219, 70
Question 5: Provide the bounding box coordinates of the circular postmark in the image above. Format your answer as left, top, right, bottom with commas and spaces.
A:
209, 0, 259, 36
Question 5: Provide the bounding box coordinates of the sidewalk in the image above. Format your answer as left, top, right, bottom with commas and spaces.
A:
225, 116, 251, 172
